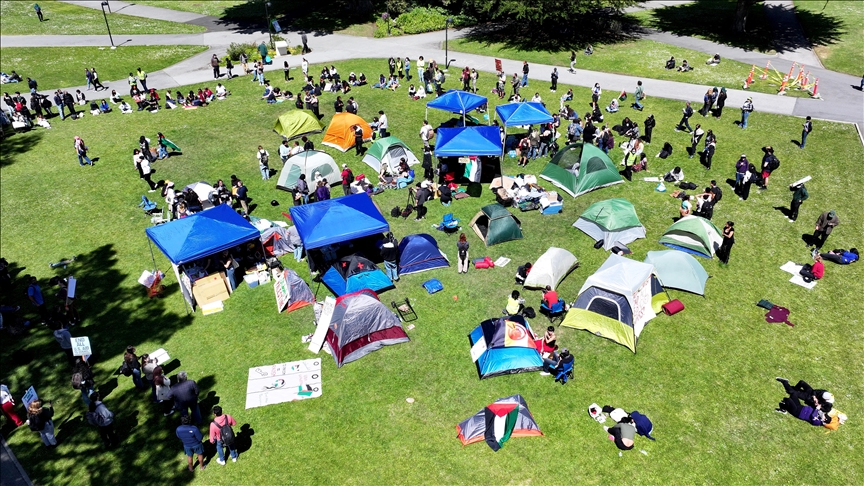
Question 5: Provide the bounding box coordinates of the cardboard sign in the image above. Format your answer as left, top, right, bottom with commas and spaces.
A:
67, 276, 77, 299
21, 386, 38, 409
308, 296, 335, 354
245, 358, 321, 409
71, 336, 92, 357
274, 269, 292, 313
149, 348, 171, 366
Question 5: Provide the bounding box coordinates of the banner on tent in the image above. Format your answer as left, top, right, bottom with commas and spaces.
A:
274, 269, 292, 313
245, 358, 322, 409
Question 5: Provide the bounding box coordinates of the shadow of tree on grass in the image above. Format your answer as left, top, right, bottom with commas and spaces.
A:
0, 130, 43, 168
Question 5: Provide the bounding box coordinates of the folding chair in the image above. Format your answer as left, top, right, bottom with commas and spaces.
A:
437, 213, 461, 234
554, 360, 574, 385
391, 298, 418, 322
139, 196, 158, 215
540, 299, 566, 324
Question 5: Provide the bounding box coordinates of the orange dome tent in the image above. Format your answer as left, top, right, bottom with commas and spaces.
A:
322, 113, 373, 152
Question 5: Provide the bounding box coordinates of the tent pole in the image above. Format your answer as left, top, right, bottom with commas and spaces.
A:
147, 238, 158, 271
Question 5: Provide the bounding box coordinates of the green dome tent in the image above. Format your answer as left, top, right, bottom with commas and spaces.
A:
659, 216, 722, 258
540, 143, 623, 197
274, 110, 324, 140
573, 198, 645, 250
644, 250, 710, 295
276, 150, 339, 191
470, 204, 523, 246
361, 136, 420, 178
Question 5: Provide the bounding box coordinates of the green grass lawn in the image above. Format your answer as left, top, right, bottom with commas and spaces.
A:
1, 58, 862, 485
0, 46, 208, 91
451, 38, 811, 97
0, 0, 205, 35
794, 0, 864, 76
133, 1, 247, 18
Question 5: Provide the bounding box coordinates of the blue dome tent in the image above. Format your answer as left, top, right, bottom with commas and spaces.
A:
468, 315, 543, 379
397, 234, 449, 275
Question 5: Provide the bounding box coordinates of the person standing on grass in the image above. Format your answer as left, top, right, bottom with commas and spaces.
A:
714, 87, 727, 118
225, 58, 233, 79
211, 54, 221, 79
675, 101, 693, 132
758, 146, 779, 190
134, 149, 157, 192
136, 68, 148, 91
702, 131, 716, 169
210, 406, 239, 465
353, 124, 364, 156
74, 136, 93, 166
800, 116, 813, 148
632, 81, 645, 111
740, 97, 753, 128
642, 114, 655, 144
1, 384, 25, 427
812, 210, 839, 249
172, 371, 202, 424
787, 181, 808, 222
521, 61, 530, 87
568, 50, 577, 73
404, 57, 411, 80
27, 399, 56, 447
380, 232, 399, 282
64, 90, 76, 117
258, 41, 268, 62
688, 124, 704, 158
341, 163, 354, 195
235, 180, 249, 215
176, 415, 205, 472
717, 221, 734, 264
257, 145, 270, 180
86, 392, 118, 449
550, 68, 558, 92
239, 52, 248, 74
34, 3, 44, 21
456, 233, 470, 274
698, 88, 712, 117
591, 83, 601, 104
53, 91, 65, 120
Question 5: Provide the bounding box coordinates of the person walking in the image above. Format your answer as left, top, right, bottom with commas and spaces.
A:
72, 358, 95, 405
85, 68, 93, 91
154, 367, 175, 416
800, 116, 813, 148
86, 392, 118, 448
788, 182, 808, 222
257, 41, 268, 62
380, 232, 399, 282
53, 91, 65, 120
632, 81, 645, 111
122, 345, 146, 389
210, 406, 239, 465
239, 52, 248, 75
740, 97, 753, 128
211, 55, 221, 79
225, 58, 234, 78
456, 233, 470, 274
257, 145, 270, 180
675, 102, 694, 132
714, 87, 727, 118
74, 136, 93, 166
301, 32, 309, 54
688, 124, 704, 158
134, 149, 157, 192
176, 415, 205, 472
521, 61, 530, 87
27, 399, 56, 447
91, 67, 105, 91
35, 3, 44, 21
812, 210, 839, 248
1, 384, 25, 427
172, 371, 202, 425
717, 221, 735, 264
568, 50, 577, 73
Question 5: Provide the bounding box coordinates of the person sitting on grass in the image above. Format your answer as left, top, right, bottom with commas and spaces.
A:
604, 416, 637, 450
677, 60, 692, 72
505, 290, 525, 316
89, 101, 101, 116
605, 97, 619, 113
110, 89, 122, 104
536, 325, 557, 357
799, 253, 824, 282
515, 262, 532, 285
663, 166, 684, 184
119, 101, 133, 114
819, 248, 858, 265
775, 393, 830, 427
706, 53, 721, 65
372, 74, 387, 89
99, 99, 111, 113
216, 83, 229, 100
203, 87, 215, 102
665, 56, 676, 70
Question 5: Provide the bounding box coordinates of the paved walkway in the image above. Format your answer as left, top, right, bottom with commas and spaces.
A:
763, 0, 822, 67
62, 0, 252, 31
0, 434, 33, 486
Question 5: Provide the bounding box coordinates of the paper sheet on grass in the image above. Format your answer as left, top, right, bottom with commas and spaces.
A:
780, 262, 817, 289
245, 358, 321, 409
494, 257, 511, 267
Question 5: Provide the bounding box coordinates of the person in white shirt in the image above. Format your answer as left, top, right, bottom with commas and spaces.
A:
279, 140, 291, 163
257, 145, 270, 180
531, 93, 542, 103
301, 58, 309, 77
377, 110, 388, 138
420, 120, 433, 148
215, 84, 228, 99
290, 141, 302, 156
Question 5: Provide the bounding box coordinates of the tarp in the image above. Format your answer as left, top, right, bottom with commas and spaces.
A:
276, 150, 339, 191
321, 255, 394, 296
289, 193, 389, 250
561, 254, 657, 353
397, 234, 449, 275
659, 215, 722, 258
435, 126, 503, 157
273, 110, 324, 140
426, 89, 488, 115
324, 289, 409, 367
495, 102, 553, 127
361, 136, 420, 174
146, 204, 259, 265
540, 143, 623, 197
523, 247, 577, 290
644, 250, 709, 295
468, 315, 543, 379
470, 204, 523, 246
322, 113, 372, 152
456, 395, 543, 450
573, 198, 646, 250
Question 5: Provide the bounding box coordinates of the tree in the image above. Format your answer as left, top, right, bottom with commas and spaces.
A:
472, 0, 638, 28
734, 0, 759, 32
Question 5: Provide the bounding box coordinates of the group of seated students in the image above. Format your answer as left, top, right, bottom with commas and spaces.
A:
665, 56, 693, 72
161, 177, 240, 219
105, 84, 230, 114
371, 73, 400, 91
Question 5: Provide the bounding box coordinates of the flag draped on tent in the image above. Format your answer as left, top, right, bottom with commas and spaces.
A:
456, 394, 543, 451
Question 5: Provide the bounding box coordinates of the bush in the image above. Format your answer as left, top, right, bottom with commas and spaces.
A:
374, 7, 476, 37
227, 42, 259, 61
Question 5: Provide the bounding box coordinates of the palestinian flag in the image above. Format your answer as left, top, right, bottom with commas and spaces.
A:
483, 402, 519, 451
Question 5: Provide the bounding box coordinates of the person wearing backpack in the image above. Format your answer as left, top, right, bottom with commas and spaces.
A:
27, 399, 56, 447
122, 346, 146, 389
788, 182, 809, 222
72, 358, 95, 406
341, 164, 354, 196
209, 406, 239, 465
758, 146, 780, 190
86, 392, 118, 448
257, 145, 270, 181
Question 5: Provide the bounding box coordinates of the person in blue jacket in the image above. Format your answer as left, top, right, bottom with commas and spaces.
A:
819, 248, 858, 265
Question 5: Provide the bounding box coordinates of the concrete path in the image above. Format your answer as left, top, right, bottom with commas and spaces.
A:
61, 0, 251, 31
0, 434, 33, 486
763, 0, 822, 67
624, 1, 694, 13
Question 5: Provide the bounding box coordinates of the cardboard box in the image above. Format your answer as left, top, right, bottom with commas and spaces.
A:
192, 272, 230, 306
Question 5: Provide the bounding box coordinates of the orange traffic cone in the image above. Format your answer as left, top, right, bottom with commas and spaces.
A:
760, 61, 771, 80
744, 65, 755, 89
778, 75, 789, 95
811, 78, 821, 99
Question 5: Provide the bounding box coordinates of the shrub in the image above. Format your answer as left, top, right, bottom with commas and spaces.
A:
374, 7, 476, 37
227, 41, 259, 61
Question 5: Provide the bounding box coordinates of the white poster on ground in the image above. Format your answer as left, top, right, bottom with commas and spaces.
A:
308, 296, 335, 354
245, 358, 322, 409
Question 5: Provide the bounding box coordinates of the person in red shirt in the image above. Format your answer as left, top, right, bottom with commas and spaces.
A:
542, 285, 559, 307
799, 254, 824, 282
209, 406, 238, 465
340, 164, 353, 196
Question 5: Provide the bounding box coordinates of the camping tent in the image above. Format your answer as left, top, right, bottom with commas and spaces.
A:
322, 254, 394, 296
523, 247, 577, 290
573, 198, 646, 250
322, 113, 372, 152
397, 234, 449, 275
289, 193, 389, 250
276, 150, 339, 191
644, 250, 710, 295
540, 143, 623, 197
495, 102, 553, 126
426, 89, 488, 123
456, 395, 543, 451
279, 268, 315, 313
324, 289, 409, 367
561, 254, 658, 353
435, 126, 503, 157
261, 226, 294, 257
146, 204, 259, 265
470, 204, 523, 246
361, 136, 420, 176
273, 110, 324, 140
468, 315, 543, 379
659, 215, 722, 258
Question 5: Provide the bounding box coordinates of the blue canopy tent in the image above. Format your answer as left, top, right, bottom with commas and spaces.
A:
494, 102, 554, 156
288, 193, 389, 250
468, 315, 544, 379
426, 89, 488, 125
398, 234, 449, 275
435, 126, 503, 157
145, 204, 260, 310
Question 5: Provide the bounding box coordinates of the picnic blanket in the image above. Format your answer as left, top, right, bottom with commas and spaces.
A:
780, 261, 817, 289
